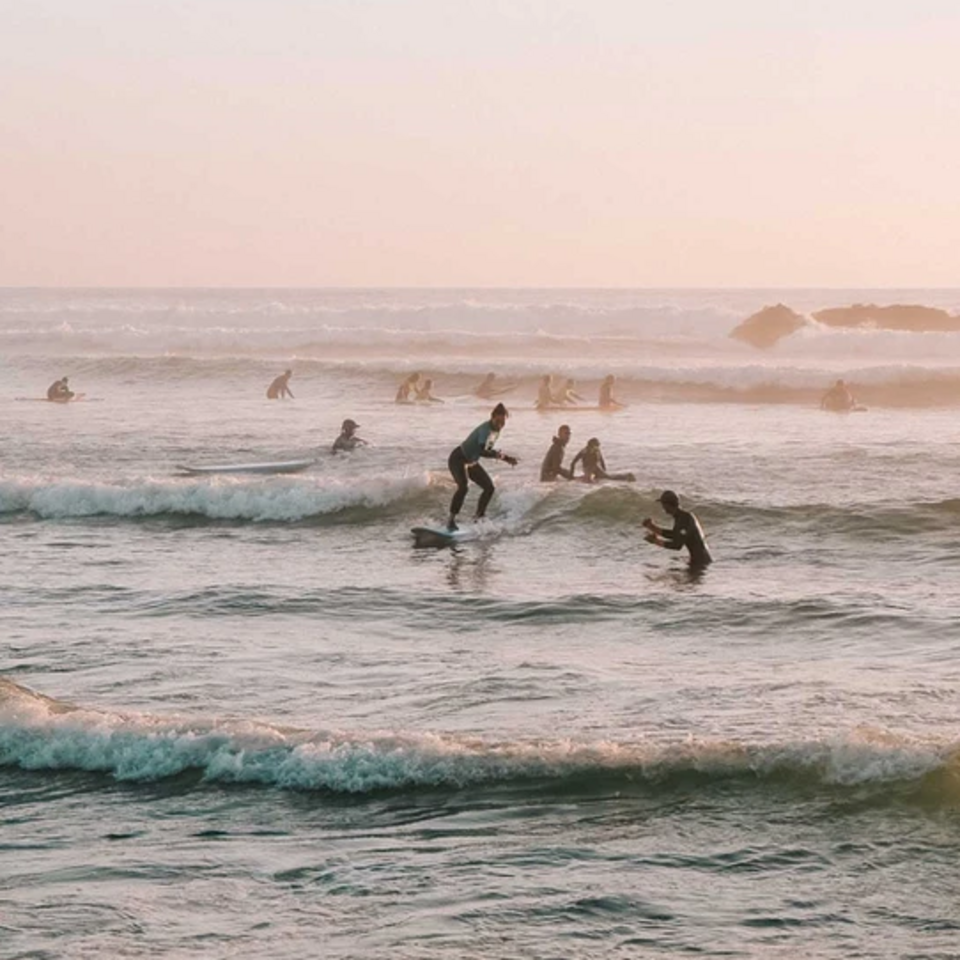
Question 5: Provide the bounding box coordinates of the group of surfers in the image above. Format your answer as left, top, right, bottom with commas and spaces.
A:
443, 402, 712, 569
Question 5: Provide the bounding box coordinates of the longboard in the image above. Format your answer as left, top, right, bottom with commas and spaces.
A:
411, 525, 477, 548
534, 404, 624, 413
15, 393, 92, 403
176, 458, 316, 476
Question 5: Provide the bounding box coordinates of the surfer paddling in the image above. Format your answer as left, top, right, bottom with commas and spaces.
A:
643, 490, 712, 569
267, 369, 294, 399
446, 402, 518, 531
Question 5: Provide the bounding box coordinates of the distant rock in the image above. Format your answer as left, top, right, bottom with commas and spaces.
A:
729, 304, 807, 349
812, 303, 960, 332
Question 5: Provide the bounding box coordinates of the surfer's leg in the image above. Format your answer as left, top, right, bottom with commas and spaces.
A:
448, 448, 469, 526
469, 464, 495, 519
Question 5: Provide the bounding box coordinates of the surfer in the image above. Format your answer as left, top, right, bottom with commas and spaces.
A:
535, 375, 555, 410
540, 425, 574, 481
820, 378, 856, 412
331, 418, 367, 454
643, 490, 712, 568
266, 370, 294, 400
473, 373, 515, 400
46, 377, 74, 402
569, 437, 635, 482
554, 378, 584, 406
395, 373, 421, 403
446, 402, 519, 531
599, 374, 624, 410
415, 378, 444, 403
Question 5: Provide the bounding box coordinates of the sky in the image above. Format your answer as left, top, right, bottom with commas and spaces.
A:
2, 0, 959, 287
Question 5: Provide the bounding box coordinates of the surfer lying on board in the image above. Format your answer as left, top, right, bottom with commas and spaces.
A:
447, 402, 518, 531
266, 369, 294, 399
46, 377, 74, 402
331, 418, 367, 454
569, 438, 635, 482
540, 424, 573, 481
643, 490, 712, 568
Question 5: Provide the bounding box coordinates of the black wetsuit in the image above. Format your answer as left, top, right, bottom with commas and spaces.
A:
448, 420, 501, 520
540, 437, 572, 481
661, 508, 712, 567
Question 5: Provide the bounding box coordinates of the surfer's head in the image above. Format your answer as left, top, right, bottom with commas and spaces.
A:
491, 402, 508, 428
342, 418, 358, 433
657, 490, 680, 510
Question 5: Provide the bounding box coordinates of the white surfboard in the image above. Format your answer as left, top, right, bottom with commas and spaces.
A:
176, 458, 316, 476
411, 524, 479, 548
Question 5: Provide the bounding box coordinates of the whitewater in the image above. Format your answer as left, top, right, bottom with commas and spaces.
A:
3, 287, 960, 959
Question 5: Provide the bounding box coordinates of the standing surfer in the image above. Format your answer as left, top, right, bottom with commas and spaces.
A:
446, 402, 518, 531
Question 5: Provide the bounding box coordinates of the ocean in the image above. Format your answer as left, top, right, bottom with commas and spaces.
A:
2, 287, 960, 959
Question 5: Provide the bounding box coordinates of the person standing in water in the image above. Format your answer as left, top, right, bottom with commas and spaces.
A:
540, 424, 573, 481
643, 490, 712, 568
267, 370, 294, 399
446, 402, 519, 530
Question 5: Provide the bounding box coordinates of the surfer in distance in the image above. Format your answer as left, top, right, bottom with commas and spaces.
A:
446, 402, 519, 531
266, 369, 294, 400
540, 424, 574, 481
414, 377, 444, 403
46, 377, 75, 402
395, 372, 420, 403
331, 418, 367, 454
473, 373, 516, 400
555, 378, 585, 406
643, 490, 712, 569
599, 374, 625, 410
820, 378, 858, 412
569, 437, 635, 482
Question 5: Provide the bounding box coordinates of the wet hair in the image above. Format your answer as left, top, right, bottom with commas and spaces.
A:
588, 437, 600, 446
492, 402, 508, 418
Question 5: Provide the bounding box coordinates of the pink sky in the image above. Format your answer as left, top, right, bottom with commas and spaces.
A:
3, 1, 959, 287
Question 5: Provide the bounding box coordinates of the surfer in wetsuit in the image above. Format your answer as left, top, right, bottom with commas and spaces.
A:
643, 490, 712, 568
540, 424, 573, 481
535, 375, 555, 410
331, 418, 367, 454
46, 377, 74, 402
555, 378, 584, 406
569, 437, 635, 482
267, 370, 294, 399
447, 402, 519, 530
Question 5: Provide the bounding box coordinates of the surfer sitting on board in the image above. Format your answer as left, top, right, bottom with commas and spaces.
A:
555, 378, 584, 406
395, 372, 420, 403
643, 490, 712, 568
331, 418, 367, 454
266, 369, 294, 400
415, 378, 444, 403
46, 377, 74, 402
820, 378, 856, 412
447, 402, 518, 531
473, 373, 515, 400
599, 374, 625, 410
540, 424, 574, 481
570, 437, 635, 482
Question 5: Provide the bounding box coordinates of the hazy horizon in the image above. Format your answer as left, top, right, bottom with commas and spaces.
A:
5, 1, 959, 288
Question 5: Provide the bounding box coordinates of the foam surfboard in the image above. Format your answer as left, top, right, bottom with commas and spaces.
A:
411, 525, 478, 548
176, 458, 316, 476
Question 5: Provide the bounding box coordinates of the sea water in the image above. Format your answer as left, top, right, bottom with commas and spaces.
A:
2, 288, 960, 959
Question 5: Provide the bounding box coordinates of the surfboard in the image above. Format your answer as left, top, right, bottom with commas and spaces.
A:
411, 525, 477, 548
534, 404, 622, 413
15, 393, 92, 403
175, 459, 316, 476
